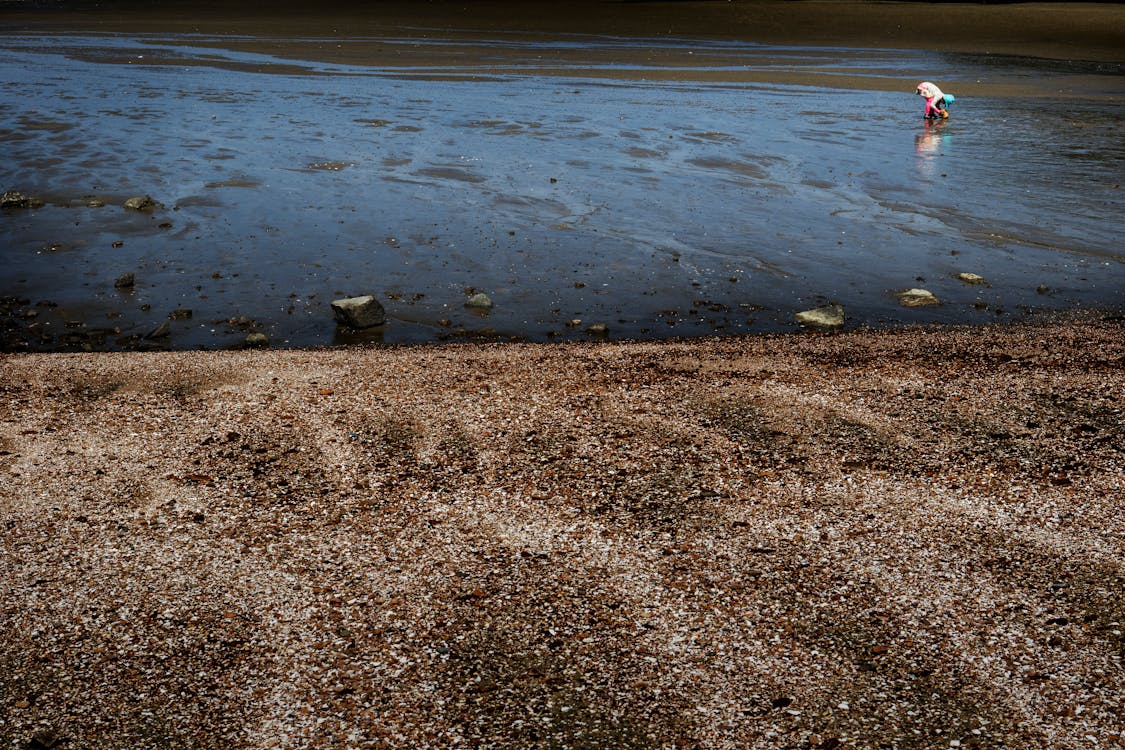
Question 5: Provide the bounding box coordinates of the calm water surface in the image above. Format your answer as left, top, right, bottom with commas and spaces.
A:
1, 28, 1122, 349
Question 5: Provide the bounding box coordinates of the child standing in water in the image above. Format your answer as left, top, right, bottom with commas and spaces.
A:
915, 81, 952, 119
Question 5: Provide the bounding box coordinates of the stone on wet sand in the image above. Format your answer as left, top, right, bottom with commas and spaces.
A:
1, 191, 43, 209
896, 288, 940, 307
245, 332, 270, 348
1, 191, 27, 208
225, 316, 257, 329
123, 195, 159, 211
957, 272, 987, 285
465, 293, 494, 310
795, 304, 845, 328
331, 295, 386, 328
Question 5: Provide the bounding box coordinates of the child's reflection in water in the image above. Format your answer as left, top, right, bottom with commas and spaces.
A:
914, 120, 947, 178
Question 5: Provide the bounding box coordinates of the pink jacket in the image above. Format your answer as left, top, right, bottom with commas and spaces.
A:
916, 81, 945, 116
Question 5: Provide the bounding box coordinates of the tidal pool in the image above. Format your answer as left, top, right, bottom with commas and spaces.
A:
1, 26, 1122, 350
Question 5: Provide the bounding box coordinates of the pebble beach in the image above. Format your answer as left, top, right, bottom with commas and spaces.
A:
2, 313, 1124, 748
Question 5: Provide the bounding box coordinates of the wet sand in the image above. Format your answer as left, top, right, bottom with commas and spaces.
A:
6, 0, 1125, 63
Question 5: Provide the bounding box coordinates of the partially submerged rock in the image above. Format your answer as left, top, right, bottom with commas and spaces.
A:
245, 332, 270, 348
465, 293, 494, 310
123, 195, 160, 211
331, 295, 386, 328
896, 288, 940, 307
114, 273, 135, 289
956, 272, 987, 285
145, 320, 170, 339
795, 304, 845, 328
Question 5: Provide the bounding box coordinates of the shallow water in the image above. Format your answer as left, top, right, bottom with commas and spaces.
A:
1, 27, 1123, 350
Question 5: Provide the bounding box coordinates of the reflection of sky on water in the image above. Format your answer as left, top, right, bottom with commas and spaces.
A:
1, 31, 1122, 348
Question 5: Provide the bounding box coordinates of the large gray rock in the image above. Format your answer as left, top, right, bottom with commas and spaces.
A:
795, 304, 845, 328
331, 295, 386, 328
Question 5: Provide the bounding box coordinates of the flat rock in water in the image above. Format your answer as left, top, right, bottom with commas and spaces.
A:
795, 304, 845, 328
331, 295, 386, 328
896, 288, 940, 307
956, 272, 987, 285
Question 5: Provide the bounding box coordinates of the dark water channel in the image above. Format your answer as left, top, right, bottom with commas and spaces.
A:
2, 25, 1123, 350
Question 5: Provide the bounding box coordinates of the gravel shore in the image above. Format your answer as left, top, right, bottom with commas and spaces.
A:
2, 315, 1122, 748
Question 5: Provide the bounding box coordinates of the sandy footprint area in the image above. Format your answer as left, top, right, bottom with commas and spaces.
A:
1, 314, 1122, 748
